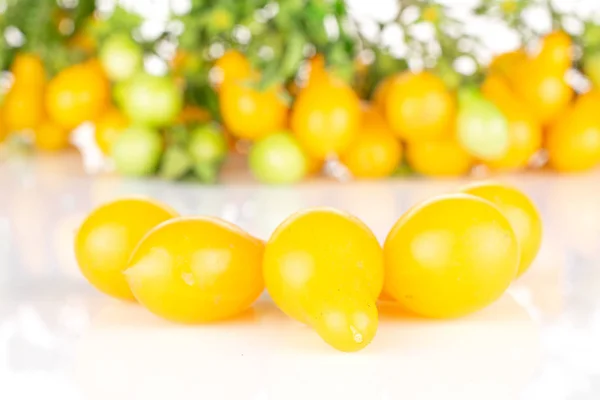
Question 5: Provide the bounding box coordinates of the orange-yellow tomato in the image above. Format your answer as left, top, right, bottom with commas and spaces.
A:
291, 76, 361, 159
482, 75, 542, 170
461, 182, 542, 278
34, 120, 70, 151
341, 109, 402, 179
45, 62, 110, 130
219, 79, 288, 141
75, 198, 178, 301
94, 108, 129, 154
264, 208, 384, 352
2, 85, 44, 132
546, 91, 600, 172
11, 53, 46, 88
125, 216, 264, 323
385, 71, 455, 142
406, 138, 473, 177
384, 194, 519, 318
213, 50, 252, 90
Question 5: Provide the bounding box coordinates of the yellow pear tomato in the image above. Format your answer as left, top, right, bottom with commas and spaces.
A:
384, 194, 519, 318
125, 216, 264, 323
75, 198, 178, 301
263, 208, 384, 352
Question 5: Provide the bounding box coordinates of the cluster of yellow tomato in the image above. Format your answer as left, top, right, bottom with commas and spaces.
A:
75, 181, 542, 352
4, 29, 599, 181
217, 30, 600, 182
0, 54, 111, 151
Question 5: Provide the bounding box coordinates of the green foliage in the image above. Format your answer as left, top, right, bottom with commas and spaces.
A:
0, 0, 95, 73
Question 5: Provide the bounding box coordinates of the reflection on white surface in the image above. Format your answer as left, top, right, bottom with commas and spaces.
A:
72, 294, 537, 400
1, 153, 600, 399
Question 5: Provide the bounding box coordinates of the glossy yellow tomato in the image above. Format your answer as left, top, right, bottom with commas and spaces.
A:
11, 53, 46, 88
546, 91, 600, 172
291, 77, 361, 159
264, 208, 384, 352
2, 85, 44, 132
535, 30, 573, 75
94, 108, 129, 154
75, 198, 178, 301
219, 79, 288, 141
482, 75, 542, 170
125, 216, 264, 323
34, 120, 70, 151
461, 182, 542, 278
385, 71, 455, 142
510, 62, 573, 125
45, 62, 110, 130
213, 50, 252, 90
341, 109, 402, 179
384, 194, 519, 318
406, 138, 473, 177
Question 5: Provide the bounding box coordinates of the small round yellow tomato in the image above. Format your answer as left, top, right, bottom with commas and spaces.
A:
510, 63, 573, 126
461, 182, 542, 278
341, 109, 402, 179
45, 62, 110, 130
406, 138, 473, 177
11, 53, 46, 88
535, 30, 573, 75
264, 208, 384, 352
34, 120, 70, 151
291, 76, 361, 159
124, 216, 264, 323
2, 85, 44, 132
213, 50, 252, 90
220, 79, 288, 141
546, 91, 600, 172
385, 71, 455, 142
384, 194, 519, 318
75, 198, 178, 301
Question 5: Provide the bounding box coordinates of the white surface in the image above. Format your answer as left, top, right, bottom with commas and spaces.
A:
1, 153, 600, 400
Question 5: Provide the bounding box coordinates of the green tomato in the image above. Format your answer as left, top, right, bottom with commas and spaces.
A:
112, 127, 163, 177
249, 132, 308, 184
100, 34, 143, 82
188, 124, 227, 165
584, 52, 600, 88
120, 73, 183, 128
456, 88, 509, 161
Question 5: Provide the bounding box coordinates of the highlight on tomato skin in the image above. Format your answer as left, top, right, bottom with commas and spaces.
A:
383, 193, 520, 319
74, 197, 179, 301
124, 216, 265, 324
